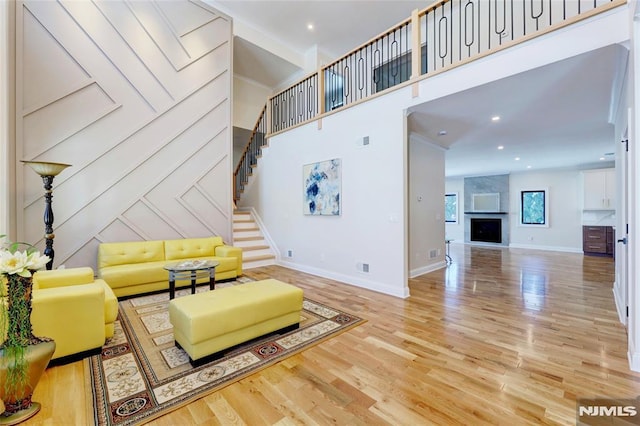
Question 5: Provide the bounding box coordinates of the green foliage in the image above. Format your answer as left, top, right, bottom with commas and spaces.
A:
1, 274, 33, 398
1, 234, 38, 256
0, 234, 38, 400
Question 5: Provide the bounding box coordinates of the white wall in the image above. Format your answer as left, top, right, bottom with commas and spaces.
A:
233, 75, 272, 130
15, 0, 233, 270
447, 170, 592, 253
409, 136, 446, 277
626, 0, 640, 371
238, 6, 628, 298
445, 177, 464, 242
240, 89, 409, 298
509, 170, 583, 252
0, 0, 13, 238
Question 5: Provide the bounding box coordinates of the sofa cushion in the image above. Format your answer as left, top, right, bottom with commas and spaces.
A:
98, 240, 165, 269
164, 237, 223, 261
33, 266, 94, 289
100, 260, 168, 289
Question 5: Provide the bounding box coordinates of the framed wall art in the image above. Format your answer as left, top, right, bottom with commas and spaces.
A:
303, 158, 341, 215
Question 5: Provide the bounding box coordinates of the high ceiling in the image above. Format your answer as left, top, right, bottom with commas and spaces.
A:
211, 0, 428, 58
206, 1, 625, 178
408, 44, 626, 177
208, 0, 429, 87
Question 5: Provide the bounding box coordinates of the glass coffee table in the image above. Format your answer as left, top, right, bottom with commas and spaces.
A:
164, 260, 219, 300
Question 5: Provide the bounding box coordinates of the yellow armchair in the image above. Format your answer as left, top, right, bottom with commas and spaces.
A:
31, 267, 118, 361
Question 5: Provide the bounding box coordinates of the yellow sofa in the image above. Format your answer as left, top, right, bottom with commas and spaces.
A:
31, 267, 118, 361
97, 236, 243, 298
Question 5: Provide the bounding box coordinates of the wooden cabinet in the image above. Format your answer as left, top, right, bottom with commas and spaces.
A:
583, 225, 614, 257
582, 169, 615, 210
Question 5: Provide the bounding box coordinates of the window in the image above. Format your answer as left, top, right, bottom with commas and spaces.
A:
445, 193, 458, 223
521, 190, 547, 225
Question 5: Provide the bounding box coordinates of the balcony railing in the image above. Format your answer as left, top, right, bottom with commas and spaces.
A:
234, 104, 267, 203
270, 73, 319, 133
234, 0, 624, 202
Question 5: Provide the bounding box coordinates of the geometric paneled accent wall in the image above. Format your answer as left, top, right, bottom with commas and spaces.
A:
16, 0, 232, 270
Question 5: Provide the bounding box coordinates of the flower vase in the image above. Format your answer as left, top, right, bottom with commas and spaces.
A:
0, 340, 55, 425
0, 274, 55, 425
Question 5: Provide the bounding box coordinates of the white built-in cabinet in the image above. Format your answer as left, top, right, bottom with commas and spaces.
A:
582, 168, 615, 210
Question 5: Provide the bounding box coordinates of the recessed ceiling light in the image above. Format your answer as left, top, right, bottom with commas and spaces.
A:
497, 145, 504, 150
600, 157, 605, 161
491, 115, 501, 122
307, 23, 314, 30
438, 130, 447, 136
527, 165, 532, 169
515, 157, 520, 161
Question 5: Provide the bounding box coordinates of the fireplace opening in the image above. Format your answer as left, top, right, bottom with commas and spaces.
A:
470, 218, 502, 243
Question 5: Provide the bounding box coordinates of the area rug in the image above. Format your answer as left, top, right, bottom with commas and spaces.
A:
86, 278, 364, 426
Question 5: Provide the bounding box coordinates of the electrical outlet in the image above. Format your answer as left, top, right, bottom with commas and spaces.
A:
287, 250, 293, 258
362, 263, 369, 273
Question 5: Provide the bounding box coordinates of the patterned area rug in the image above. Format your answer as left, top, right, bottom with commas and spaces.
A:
86, 278, 364, 425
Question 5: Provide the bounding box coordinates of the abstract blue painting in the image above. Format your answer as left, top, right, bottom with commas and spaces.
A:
303, 158, 341, 215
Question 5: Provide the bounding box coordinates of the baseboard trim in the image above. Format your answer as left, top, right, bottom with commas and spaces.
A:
277, 260, 410, 299
508, 243, 583, 253
629, 351, 640, 372
613, 284, 627, 325
409, 261, 446, 278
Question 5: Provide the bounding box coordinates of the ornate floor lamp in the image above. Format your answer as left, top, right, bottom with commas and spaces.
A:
22, 160, 72, 270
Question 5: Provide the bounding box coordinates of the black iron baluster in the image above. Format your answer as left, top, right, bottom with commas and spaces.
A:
530, 0, 544, 31
357, 55, 365, 98
439, 14, 448, 67
298, 86, 304, 123
511, 0, 514, 40
450, 0, 454, 64
488, 0, 491, 49
424, 11, 429, 73
494, 0, 506, 45
373, 39, 384, 92
344, 59, 350, 106
478, 0, 481, 53
464, 0, 475, 57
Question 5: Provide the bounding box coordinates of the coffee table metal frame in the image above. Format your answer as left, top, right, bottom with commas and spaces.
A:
164, 260, 219, 300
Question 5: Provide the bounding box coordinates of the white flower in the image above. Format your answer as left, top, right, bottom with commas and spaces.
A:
0, 249, 50, 277
26, 251, 49, 272
0, 249, 30, 276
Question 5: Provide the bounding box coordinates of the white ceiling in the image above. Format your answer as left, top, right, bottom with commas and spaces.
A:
209, 0, 429, 87
207, 1, 627, 178
212, 0, 428, 58
409, 44, 627, 177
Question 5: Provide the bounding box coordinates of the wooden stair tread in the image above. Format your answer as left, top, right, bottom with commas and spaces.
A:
243, 254, 276, 261
233, 227, 259, 232
241, 245, 270, 251
234, 236, 263, 242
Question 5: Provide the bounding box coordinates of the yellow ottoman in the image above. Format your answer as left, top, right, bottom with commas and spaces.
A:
168, 279, 303, 365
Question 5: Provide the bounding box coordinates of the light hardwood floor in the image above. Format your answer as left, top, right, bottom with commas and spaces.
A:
23, 244, 639, 425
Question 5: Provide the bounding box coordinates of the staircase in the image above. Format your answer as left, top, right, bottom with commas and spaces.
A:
233, 210, 276, 269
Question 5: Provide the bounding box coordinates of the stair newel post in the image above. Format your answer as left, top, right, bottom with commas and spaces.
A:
410, 8, 421, 81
